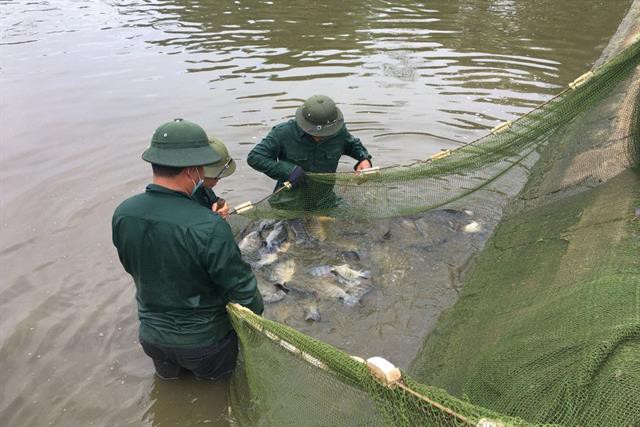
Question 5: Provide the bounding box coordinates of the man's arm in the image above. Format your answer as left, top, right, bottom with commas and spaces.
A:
343, 129, 372, 169
247, 127, 298, 182
205, 222, 264, 314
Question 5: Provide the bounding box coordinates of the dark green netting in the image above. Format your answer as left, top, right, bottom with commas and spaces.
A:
412, 169, 640, 426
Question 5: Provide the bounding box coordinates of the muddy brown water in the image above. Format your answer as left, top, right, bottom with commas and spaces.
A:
0, 1, 632, 425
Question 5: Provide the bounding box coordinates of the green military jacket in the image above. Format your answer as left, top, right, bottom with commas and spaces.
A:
192, 185, 219, 210
112, 184, 263, 348
247, 119, 371, 186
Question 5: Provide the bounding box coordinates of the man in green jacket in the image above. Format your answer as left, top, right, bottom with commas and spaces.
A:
192, 136, 237, 219
112, 118, 263, 380
247, 94, 372, 211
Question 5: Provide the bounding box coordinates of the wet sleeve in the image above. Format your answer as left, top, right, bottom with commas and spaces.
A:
205, 221, 264, 315
247, 126, 298, 181
343, 129, 372, 166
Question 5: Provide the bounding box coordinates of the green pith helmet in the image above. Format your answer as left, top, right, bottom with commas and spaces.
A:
203, 136, 237, 179
141, 118, 222, 167
295, 95, 344, 137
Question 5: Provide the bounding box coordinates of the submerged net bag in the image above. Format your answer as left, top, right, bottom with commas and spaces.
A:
227, 29, 640, 427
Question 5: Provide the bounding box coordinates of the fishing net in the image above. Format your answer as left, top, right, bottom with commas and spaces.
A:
231, 38, 640, 221
228, 303, 528, 427
409, 22, 640, 426
226, 15, 640, 427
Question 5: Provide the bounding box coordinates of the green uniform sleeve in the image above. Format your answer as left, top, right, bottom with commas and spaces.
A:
205, 221, 264, 315
247, 126, 298, 181
192, 186, 218, 209
343, 130, 372, 167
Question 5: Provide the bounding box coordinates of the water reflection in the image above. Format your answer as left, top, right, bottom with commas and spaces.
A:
105, 0, 631, 151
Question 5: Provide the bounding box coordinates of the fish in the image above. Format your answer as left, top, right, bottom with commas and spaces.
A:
304, 304, 321, 322
305, 217, 333, 242
306, 265, 333, 277
253, 238, 290, 270
258, 219, 277, 233
264, 221, 288, 253
253, 250, 278, 269
331, 264, 371, 281
340, 250, 360, 262
301, 276, 367, 307
463, 221, 482, 233
318, 282, 359, 307
258, 283, 288, 304
238, 231, 265, 267
399, 219, 417, 232
304, 264, 372, 306
288, 219, 318, 246
239, 221, 293, 270
331, 265, 373, 306
267, 259, 295, 285
238, 231, 262, 255
342, 282, 372, 307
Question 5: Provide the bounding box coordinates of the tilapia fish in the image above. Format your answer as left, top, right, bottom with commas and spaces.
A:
238, 231, 263, 267
304, 303, 321, 322
316, 281, 359, 307
339, 278, 372, 307
267, 259, 295, 285
257, 282, 287, 304
331, 264, 371, 281
306, 265, 332, 277
288, 219, 318, 246
238, 222, 290, 269
304, 271, 371, 307
238, 231, 262, 255
264, 221, 288, 253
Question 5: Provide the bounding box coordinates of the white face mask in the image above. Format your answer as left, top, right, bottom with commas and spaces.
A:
190, 168, 204, 196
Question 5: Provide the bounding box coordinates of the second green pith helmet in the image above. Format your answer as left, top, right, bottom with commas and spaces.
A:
141, 118, 221, 167
203, 137, 237, 179
295, 95, 344, 137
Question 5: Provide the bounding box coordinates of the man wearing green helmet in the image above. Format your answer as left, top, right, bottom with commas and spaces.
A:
247, 95, 372, 210
112, 118, 263, 380
192, 136, 237, 219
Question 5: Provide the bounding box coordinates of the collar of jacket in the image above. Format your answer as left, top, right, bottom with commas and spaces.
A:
294, 121, 307, 138
146, 183, 192, 199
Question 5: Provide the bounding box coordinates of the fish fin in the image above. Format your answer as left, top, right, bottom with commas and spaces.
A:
274, 283, 290, 294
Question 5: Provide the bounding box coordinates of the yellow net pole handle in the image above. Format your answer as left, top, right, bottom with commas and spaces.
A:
229, 181, 293, 215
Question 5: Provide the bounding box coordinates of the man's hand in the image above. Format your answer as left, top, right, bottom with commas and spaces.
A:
288, 166, 307, 188
355, 159, 372, 174
212, 198, 230, 219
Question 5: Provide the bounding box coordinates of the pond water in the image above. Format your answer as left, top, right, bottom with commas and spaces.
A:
0, 0, 631, 425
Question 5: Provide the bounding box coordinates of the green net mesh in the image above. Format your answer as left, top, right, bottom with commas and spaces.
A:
233, 38, 640, 221
226, 27, 640, 427
228, 304, 530, 427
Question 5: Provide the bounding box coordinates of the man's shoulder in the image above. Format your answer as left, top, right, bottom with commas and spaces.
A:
113, 192, 149, 218
270, 120, 297, 135
113, 190, 222, 229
